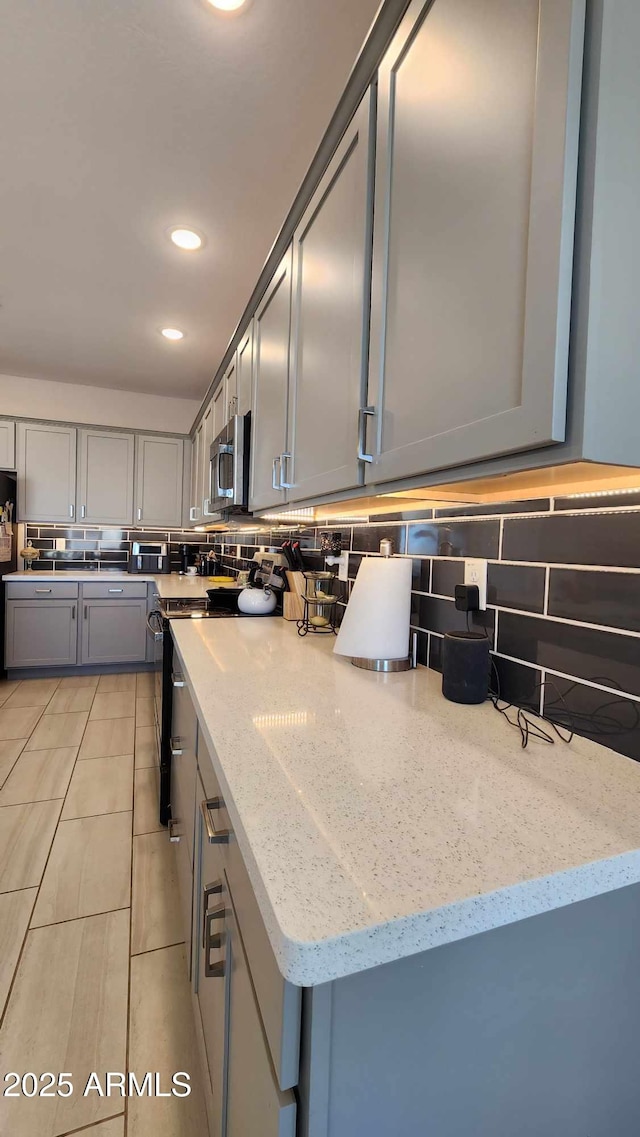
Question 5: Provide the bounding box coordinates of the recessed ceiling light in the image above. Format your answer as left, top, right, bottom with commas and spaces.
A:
161, 328, 185, 341
207, 0, 248, 10
169, 227, 204, 251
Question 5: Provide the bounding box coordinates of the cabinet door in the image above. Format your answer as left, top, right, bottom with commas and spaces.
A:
135, 435, 184, 528
77, 429, 135, 525
236, 325, 253, 418
249, 247, 293, 512
193, 770, 228, 1137
288, 91, 373, 502
225, 893, 296, 1137
366, 0, 585, 485
6, 599, 78, 668
0, 421, 16, 469
189, 423, 203, 524
223, 357, 237, 426
16, 422, 77, 523
80, 599, 147, 665
202, 402, 215, 518
171, 676, 198, 976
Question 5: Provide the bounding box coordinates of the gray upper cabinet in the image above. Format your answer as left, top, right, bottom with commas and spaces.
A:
236, 324, 254, 418
77, 428, 135, 526
287, 91, 374, 503
224, 356, 238, 426
0, 421, 16, 469
135, 435, 184, 528
365, 0, 585, 486
201, 401, 215, 519
189, 422, 204, 524
16, 422, 77, 523
250, 247, 293, 513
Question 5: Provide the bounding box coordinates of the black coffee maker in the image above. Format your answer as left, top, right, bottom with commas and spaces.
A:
178, 543, 199, 574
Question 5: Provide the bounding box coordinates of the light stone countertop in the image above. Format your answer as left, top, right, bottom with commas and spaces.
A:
171, 616, 640, 988
2, 571, 236, 600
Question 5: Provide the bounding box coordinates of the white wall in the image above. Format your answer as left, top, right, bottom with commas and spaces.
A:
0, 373, 199, 434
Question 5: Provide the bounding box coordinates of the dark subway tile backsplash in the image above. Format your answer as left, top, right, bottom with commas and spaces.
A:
487, 564, 545, 613
491, 657, 542, 710
413, 595, 494, 643
548, 569, 640, 633
431, 559, 464, 598
498, 612, 640, 699
351, 524, 407, 554
435, 498, 550, 519
407, 519, 499, 559
502, 510, 640, 568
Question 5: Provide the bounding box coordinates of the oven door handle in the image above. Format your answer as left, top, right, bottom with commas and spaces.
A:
146, 610, 164, 640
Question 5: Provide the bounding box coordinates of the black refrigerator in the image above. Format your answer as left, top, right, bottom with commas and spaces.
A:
0, 471, 18, 677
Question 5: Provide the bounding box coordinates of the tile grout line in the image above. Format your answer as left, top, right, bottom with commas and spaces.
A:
0, 678, 89, 1030
57, 1110, 126, 1137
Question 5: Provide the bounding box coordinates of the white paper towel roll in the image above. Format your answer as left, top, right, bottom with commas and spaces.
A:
334, 556, 412, 662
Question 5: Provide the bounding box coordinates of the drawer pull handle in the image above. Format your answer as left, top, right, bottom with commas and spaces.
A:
202, 893, 225, 949
35, 588, 52, 593
201, 798, 230, 845
357, 406, 375, 463
170, 737, 183, 757
84, 605, 88, 620
204, 914, 226, 979
172, 672, 185, 688
108, 588, 123, 593
168, 818, 180, 843
72, 604, 76, 620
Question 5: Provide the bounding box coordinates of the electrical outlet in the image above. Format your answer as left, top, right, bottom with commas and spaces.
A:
464, 558, 487, 610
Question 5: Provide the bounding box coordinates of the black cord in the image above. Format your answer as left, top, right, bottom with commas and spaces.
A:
488, 662, 640, 750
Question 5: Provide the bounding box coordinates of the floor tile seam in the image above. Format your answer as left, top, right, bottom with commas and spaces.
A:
77, 750, 135, 763
130, 938, 186, 959
0, 738, 28, 791
58, 1111, 126, 1137
0, 744, 81, 809
29, 904, 132, 932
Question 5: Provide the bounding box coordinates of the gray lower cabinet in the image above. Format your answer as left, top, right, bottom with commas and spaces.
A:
249, 248, 293, 512
16, 422, 77, 523
5, 598, 78, 668
171, 672, 198, 977
225, 897, 296, 1137
77, 428, 135, 525
0, 420, 16, 469
80, 598, 147, 665
287, 90, 374, 502
135, 434, 184, 528
365, 0, 585, 485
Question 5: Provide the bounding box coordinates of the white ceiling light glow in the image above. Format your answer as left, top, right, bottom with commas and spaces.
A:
207, 0, 249, 11
161, 328, 185, 341
169, 227, 204, 251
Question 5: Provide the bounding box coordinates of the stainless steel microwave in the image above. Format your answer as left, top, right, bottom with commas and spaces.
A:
206, 411, 251, 521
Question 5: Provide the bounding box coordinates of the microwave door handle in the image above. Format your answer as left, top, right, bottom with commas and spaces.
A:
231, 414, 245, 507
214, 445, 223, 502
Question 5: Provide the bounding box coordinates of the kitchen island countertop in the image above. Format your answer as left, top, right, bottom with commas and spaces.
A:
172, 616, 640, 987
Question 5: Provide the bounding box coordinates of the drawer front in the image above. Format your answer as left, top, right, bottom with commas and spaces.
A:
197, 726, 301, 1092
7, 581, 79, 600
81, 581, 147, 599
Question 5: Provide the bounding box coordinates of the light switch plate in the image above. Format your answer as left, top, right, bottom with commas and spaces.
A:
464, 558, 488, 610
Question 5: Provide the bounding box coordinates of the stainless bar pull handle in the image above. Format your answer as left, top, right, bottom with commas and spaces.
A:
202, 890, 225, 948
204, 914, 226, 979
81, 505, 86, 519
35, 588, 52, 593
72, 604, 76, 620
170, 736, 183, 757
279, 452, 294, 489
357, 406, 376, 463
137, 507, 142, 521
172, 672, 184, 688
272, 456, 281, 491
84, 605, 88, 620
108, 588, 123, 593
168, 818, 180, 843
201, 798, 230, 845
69, 504, 75, 518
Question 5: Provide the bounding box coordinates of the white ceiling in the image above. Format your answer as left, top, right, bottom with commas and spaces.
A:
0, 0, 381, 400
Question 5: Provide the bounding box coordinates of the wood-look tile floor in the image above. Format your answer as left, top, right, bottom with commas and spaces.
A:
0, 673, 207, 1137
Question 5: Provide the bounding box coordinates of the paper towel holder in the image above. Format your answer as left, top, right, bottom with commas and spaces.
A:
349, 539, 414, 672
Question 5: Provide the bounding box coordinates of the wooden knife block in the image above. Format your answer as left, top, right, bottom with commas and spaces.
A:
283, 571, 305, 621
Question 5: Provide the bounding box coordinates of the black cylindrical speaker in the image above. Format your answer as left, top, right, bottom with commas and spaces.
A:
442, 632, 490, 705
